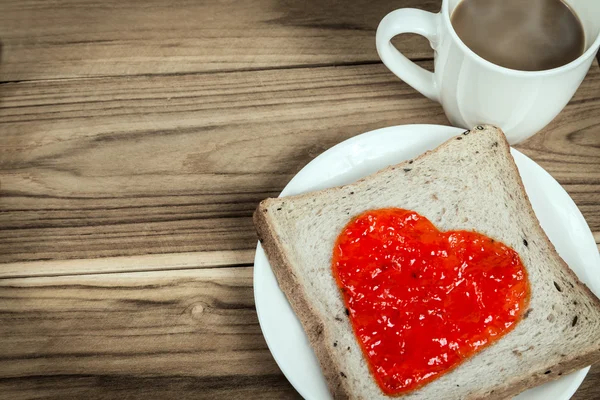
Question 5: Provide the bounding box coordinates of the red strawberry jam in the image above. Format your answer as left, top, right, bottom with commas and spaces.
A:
332, 208, 530, 395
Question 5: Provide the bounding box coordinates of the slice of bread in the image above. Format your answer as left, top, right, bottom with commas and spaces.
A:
254, 125, 600, 399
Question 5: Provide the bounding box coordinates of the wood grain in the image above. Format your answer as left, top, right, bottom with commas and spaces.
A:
0, 250, 255, 279
0, 62, 449, 265
0, 0, 439, 81
0, 266, 300, 400
1, 0, 599, 398
1, 62, 599, 268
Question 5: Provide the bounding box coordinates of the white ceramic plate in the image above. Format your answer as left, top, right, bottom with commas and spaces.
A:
253, 124, 600, 400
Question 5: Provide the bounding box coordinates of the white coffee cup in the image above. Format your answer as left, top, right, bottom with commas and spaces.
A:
376, 0, 600, 144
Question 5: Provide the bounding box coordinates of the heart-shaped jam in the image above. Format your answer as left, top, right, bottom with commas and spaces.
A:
332, 208, 530, 395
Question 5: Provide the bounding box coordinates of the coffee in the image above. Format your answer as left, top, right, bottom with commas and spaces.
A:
451, 0, 585, 71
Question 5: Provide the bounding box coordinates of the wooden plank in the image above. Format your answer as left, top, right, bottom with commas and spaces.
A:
0, 267, 300, 399
1, 62, 599, 268
0, 0, 440, 81
0, 249, 255, 279
0, 376, 299, 400
0, 62, 449, 265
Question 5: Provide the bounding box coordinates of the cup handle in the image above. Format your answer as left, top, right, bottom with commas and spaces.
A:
376, 9, 441, 102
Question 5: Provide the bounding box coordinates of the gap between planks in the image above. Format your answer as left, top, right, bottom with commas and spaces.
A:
0, 59, 407, 86
0, 249, 256, 279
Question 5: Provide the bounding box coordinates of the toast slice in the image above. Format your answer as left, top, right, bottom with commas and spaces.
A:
254, 125, 600, 399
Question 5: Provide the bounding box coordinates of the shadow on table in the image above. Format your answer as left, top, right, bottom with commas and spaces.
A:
269, 0, 440, 61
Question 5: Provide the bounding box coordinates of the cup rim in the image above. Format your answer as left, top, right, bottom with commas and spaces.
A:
442, 0, 600, 76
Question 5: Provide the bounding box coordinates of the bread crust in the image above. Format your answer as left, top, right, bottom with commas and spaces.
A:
255, 206, 352, 399
254, 125, 600, 399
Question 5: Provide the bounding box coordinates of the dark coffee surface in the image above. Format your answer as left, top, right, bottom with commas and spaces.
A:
451, 0, 585, 71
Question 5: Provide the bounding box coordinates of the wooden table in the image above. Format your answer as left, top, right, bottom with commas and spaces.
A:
1, 0, 599, 398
